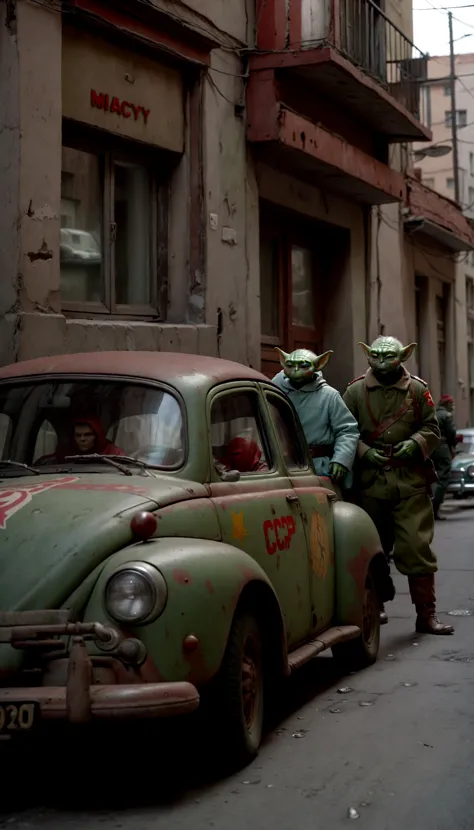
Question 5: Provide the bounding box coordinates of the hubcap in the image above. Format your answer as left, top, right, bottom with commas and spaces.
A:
241, 635, 259, 729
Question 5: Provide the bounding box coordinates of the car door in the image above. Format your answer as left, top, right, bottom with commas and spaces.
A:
262, 387, 336, 635
207, 382, 312, 648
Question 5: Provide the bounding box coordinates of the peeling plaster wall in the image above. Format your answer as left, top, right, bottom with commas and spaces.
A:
0, 0, 21, 365
203, 50, 260, 368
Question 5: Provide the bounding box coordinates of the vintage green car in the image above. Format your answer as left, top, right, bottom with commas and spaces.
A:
0, 352, 386, 765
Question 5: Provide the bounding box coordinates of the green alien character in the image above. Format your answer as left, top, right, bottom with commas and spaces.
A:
272, 348, 359, 486
343, 336, 454, 635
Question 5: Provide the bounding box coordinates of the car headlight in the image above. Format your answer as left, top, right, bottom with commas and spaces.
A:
467, 465, 474, 479
105, 563, 167, 625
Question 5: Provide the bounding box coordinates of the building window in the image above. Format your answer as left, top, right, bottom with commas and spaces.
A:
469, 187, 474, 208
470, 153, 474, 176
445, 109, 468, 128
60, 142, 167, 316
444, 84, 451, 96
423, 177, 435, 189
446, 177, 455, 189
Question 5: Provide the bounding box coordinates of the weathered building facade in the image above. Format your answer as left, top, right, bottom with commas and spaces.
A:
1, 0, 473, 418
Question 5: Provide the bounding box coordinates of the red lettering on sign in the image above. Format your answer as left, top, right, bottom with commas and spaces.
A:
91, 90, 105, 110
110, 96, 121, 114
263, 515, 296, 555
90, 91, 150, 124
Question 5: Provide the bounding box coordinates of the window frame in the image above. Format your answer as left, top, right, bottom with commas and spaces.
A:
207, 384, 275, 480
263, 388, 311, 474
61, 122, 169, 320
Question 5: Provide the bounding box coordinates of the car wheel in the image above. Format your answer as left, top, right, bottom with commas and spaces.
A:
332, 568, 380, 670
213, 609, 264, 767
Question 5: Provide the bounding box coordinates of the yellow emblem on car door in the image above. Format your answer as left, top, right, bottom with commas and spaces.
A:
231, 511, 248, 543
309, 510, 330, 578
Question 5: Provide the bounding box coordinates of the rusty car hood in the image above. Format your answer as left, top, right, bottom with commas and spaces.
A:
0, 472, 207, 611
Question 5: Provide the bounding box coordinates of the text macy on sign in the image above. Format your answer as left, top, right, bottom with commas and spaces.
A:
90, 90, 150, 124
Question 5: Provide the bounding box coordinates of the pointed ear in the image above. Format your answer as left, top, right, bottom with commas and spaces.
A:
314, 350, 334, 371
275, 347, 290, 367
400, 343, 417, 362
358, 342, 371, 357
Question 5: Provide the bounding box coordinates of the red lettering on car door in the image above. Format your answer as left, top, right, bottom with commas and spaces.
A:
263, 515, 296, 554
263, 519, 277, 555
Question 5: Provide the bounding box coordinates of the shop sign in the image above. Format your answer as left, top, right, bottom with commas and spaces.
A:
90, 90, 150, 124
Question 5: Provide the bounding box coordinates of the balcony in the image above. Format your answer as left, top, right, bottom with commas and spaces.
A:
250, 0, 431, 142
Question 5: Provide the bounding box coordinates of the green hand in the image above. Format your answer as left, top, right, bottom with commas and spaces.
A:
393, 439, 418, 459
365, 448, 387, 467
329, 462, 348, 481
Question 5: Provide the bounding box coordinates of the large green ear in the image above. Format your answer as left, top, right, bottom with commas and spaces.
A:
314, 350, 334, 370
400, 343, 417, 362
275, 347, 290, 367
358, 342, 371, 357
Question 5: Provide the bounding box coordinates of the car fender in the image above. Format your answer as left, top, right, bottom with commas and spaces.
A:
83, 537, 288, 686
333, 501, 384, 628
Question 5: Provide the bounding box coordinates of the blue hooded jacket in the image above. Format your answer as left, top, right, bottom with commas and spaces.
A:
272, 370, 359, 482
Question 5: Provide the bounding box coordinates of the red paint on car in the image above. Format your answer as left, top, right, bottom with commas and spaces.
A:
173, 569, 192, 585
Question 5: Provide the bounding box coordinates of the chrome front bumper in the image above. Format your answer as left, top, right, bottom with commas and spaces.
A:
0, 610, 199, 725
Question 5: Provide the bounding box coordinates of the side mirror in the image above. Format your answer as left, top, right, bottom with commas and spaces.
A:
220, 469, 241, 482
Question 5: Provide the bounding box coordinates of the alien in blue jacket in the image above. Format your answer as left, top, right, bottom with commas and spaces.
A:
272, 348, 359, 485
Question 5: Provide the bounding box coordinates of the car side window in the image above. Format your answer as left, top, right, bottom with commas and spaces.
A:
266, 393, 308, 471
210, 391, 270, 476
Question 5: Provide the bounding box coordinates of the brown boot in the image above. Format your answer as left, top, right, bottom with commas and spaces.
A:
408, 575, 454, 635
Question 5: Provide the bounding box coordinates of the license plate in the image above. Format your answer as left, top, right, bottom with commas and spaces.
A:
0, 702, 38, 735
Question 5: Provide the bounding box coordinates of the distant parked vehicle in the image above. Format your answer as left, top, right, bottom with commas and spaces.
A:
448, 428, 474, 499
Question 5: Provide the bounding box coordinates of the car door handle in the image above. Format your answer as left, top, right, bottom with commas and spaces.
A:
286, 494, 299, 504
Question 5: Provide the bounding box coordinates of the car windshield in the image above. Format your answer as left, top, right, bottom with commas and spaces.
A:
0, 379, 185, 473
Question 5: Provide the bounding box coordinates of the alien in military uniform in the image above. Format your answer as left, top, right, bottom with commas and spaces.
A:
272, 348, 359, 487
343, 336, 454, 635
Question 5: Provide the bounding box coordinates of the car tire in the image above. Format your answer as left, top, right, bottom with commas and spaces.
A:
212, 609, 264, 768
332, 568, 380, 671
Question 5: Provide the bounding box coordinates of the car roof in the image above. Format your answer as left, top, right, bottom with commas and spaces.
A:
0, 351, 271, 393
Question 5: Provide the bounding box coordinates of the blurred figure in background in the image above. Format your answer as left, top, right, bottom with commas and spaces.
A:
432, 395, 457, 521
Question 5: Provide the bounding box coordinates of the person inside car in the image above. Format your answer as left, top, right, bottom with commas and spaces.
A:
217, 437, 268, 474
36, 417, 124, 464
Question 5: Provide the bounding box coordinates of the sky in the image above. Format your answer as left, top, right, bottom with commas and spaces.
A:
413, 1, 474, 57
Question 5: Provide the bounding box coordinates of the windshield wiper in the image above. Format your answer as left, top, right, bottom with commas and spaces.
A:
65, 454, 152, 477
0, 460, 40, 476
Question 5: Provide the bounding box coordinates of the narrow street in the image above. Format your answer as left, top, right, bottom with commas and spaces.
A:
1, 503, 474, 830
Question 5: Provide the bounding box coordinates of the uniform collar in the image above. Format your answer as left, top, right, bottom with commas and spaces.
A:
364, 366, 411, 391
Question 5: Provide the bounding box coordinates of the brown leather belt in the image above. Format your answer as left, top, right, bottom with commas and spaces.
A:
309, 444, 334, 459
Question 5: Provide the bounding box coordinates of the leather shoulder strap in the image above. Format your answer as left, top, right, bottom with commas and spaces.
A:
365, 385, 414, 442
347, 375, 365, 387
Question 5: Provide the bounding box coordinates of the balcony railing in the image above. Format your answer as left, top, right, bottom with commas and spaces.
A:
339, 0, 428, 123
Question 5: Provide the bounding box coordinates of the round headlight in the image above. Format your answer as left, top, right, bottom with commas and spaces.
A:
105, 563, 167, 625
467, 465, 474, 479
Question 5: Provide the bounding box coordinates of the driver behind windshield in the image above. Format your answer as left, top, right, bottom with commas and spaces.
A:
36, 417, 124, 464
